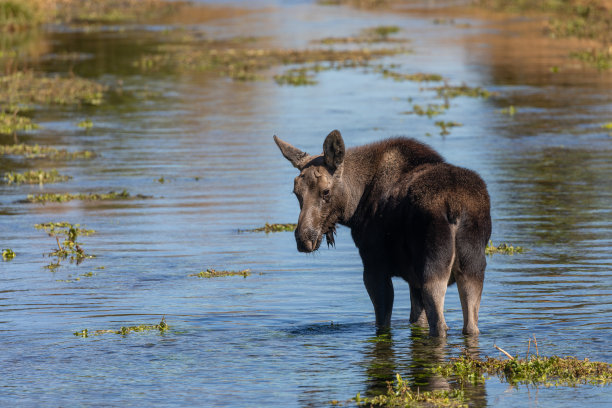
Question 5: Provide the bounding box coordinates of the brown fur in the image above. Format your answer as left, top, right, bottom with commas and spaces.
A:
274, 130, 491, 337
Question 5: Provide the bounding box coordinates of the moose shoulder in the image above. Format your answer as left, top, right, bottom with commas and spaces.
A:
274, 130, 491, 337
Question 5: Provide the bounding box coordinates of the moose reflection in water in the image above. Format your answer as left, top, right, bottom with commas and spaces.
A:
361, 328, 487, 407
275, 131, 491, 337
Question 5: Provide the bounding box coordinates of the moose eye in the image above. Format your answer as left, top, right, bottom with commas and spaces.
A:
322, 189, 330, 199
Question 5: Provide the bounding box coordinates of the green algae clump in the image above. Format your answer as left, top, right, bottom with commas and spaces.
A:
2, 248, 15, 261
191, 268, 251, 278
74, 317, 169, 337
3, 169, 71, 185
485, 240, 525, 255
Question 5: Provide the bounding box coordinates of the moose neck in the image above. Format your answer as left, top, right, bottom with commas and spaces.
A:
337, 145, 378, 227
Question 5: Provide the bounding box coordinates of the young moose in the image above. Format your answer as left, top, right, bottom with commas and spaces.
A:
274, 130, 491, 337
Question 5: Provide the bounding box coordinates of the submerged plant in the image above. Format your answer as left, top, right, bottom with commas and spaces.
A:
26, 189, 148, 204
2, 248, 15, 261
76, 119, 93, 128
435, 353, 612, 387
0, 71, 106, 107
241, 223, 297, 233
432, 84, 494, 99
319, 25, 405, 44
434, 120, 462, 136
3, 169, 71, 185
378, 68, 443, 82
0, 143, 95, 160
351, 373, 466, 407
190, 268, 251, 278
74, 317, 169, 337
485, 240, 525, 255
407, 103, 448, 118
36, 222, 96, 269
0, 110, 38, 134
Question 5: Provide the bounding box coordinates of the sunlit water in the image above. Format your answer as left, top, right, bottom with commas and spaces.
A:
1, 1, 611, 406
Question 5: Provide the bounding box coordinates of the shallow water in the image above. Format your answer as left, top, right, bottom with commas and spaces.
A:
1, 1, 611, 406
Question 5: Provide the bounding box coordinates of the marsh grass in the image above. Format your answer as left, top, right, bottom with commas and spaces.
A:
485, 240, 525, 255
74, 317, 169, 337
378, 68, 444, 82
134, 36, 406, 83
240, 223, 297, 233
319, 25, 405, 44
190, 268, 251, 278
36, 222, 96, 268
0, 109, 38, 133
348, 374, 466, 407
26, 189, 150, 204
0, 71, 106, 106
569, 49, 612, 71
0, 143, 95, 159
435, 353, 612, 387
3, 169, 71, 185
432, 84, 494, 99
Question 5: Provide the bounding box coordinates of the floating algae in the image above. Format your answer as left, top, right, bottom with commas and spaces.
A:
25, 190, 150, 204
3, 169, 71, 185
485, 240, 525, 255
190, 268, 251, 278
240, 223, 297, 233
74, 317, 169, 337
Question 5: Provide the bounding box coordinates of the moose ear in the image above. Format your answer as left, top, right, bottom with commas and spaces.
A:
323, 130, 345, 171
273, 135, 312, 170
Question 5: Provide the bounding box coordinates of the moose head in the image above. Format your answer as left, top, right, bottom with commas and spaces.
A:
274, 130, 346, 253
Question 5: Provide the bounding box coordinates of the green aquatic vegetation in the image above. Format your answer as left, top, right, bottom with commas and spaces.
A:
74, 317, 169, 337
26, 189, 148, 204
57, 0, 188, 25
2, 248, 15, 260
602, 122, 612, 129
432, 84, 494, 99
434, 120, 462, 136
134, 38, 406, 83
0, 0, 43, 31
500, 105, 517, 115
274, 68, 318, 86
379, 68, 443, 82
190, 268, 251, 278
319, 25, 405, 44
76, 119, 93, 128
485, 240, 525, 255
569, 49, 612, 71
435, 354, 612, 387
241, 223, 297, 233
350, 373, 466, 407
35, 222, 96, 237
0, 111, 38, 133
56, 270, 96, 283
0, 143, 95, 159
0, 71, 107, 106
407, 103, 448, 118
37, 222, 96, 268
3, 169, 71, 185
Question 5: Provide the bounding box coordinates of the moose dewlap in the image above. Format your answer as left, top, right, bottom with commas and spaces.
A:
274, 130, 491, 337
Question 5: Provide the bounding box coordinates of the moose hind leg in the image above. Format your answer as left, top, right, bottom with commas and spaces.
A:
363, 268, 394, 328
420, 218, 456, 337
409, 285, 428, 327
455, 245, 486, 335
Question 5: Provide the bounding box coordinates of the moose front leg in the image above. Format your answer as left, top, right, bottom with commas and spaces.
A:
363, 268, 394, 328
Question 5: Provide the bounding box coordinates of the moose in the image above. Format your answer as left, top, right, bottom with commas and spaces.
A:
274, 130, 491, 337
